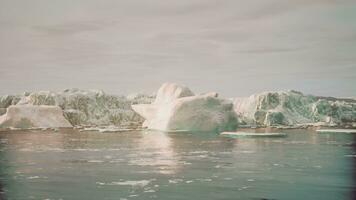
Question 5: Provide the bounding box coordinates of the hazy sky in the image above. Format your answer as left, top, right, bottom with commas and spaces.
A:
0, 0, 355, 97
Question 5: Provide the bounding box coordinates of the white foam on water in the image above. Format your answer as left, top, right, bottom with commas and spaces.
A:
240, 151, 256, 154
83, 126, 139, 133
27, 176, 40, 179
196, 178, 212, 182
168, 179, 183, 184
238, 186, 250, 191
223, 177, 233, 181
72, 148, 101, 152
144, 189, 156, 193
27, 176, 47, 179
189, 151, 209, 154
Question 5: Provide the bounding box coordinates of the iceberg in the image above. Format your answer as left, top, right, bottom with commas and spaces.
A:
132, 83, 238, 132
0, 105, 72, 129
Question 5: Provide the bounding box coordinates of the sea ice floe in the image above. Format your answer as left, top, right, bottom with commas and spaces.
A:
83, 126, 139, 133
220, 132, 287, 137
316, 129, 356, 133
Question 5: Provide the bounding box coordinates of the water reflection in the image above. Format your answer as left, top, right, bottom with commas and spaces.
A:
131, 131, 180, 175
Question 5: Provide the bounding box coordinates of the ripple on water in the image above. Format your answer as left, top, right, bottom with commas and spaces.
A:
87, 160, 105, 163
344, 155, 356, 157
26, 176, 48, 179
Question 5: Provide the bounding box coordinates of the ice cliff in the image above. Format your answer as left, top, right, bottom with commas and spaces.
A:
132, 83, 238, 132
0, 89, 155, 128
1, 86, 355, 130
233, 90, 356, 127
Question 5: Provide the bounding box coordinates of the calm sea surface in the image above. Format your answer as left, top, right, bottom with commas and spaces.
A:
0, 129, 355, 200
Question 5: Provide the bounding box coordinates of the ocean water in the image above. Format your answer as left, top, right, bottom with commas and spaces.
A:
0, 129, 355, 200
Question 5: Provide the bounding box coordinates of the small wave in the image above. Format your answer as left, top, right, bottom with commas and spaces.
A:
27, 176, 47, 179
344, 155, 356, 157
88, 160, 104, 163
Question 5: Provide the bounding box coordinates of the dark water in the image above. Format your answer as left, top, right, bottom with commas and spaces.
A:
0, 129, 355, 200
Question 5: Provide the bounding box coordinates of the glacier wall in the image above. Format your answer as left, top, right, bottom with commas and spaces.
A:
1, 87, 355, 129
233, 90, 356, 127
0, 89, 155, 127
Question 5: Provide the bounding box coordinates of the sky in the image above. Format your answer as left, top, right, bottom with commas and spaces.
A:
0, 0, 355, 97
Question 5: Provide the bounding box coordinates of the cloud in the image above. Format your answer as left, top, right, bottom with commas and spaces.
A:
235, 47, 304, 54
0, 0, 355, 97
32, 20, 118, 36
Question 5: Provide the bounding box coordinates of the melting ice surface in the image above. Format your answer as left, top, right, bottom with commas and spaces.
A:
0, 129, 356, 200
